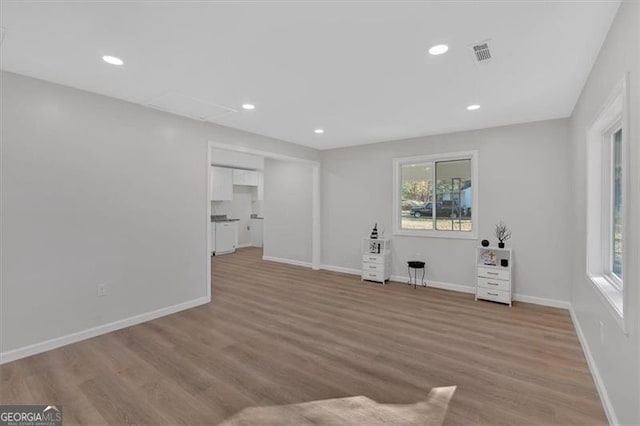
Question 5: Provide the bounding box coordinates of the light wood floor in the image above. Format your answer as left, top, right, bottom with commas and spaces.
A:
1, 247, 606, 425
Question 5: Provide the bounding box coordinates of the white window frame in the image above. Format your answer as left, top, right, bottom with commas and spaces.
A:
586, 74, 630, 334
392, 150, 478, 239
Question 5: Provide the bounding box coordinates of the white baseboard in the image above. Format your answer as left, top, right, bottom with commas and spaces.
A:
513, 294, 571, 309
389, 273, 569, 309
284, 259, 572, 310
237, 243, 253, 249
319, 265, 570, 311
320, 264, 361, 276
0, 296, 210, 365
262, 255, 312, 269
390, 274, 476, 294
569, 308, 617, 426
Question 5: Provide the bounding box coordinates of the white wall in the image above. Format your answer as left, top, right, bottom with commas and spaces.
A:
263, 159, 313, 264
212, 186, 262, 246
210, 148, 264, 170
0, 71, 318, 359
568, 1, 640, 424
321, 119, 572, 304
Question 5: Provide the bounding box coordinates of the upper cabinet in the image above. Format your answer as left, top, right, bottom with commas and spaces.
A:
232, 169, 259, 186
212, 167, 263, 201
211, 166, 233, 201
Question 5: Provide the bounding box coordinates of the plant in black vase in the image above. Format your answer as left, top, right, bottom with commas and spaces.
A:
495, 221, 512, 248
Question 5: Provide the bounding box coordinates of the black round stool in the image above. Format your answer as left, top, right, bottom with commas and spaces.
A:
407, 261, 426, 289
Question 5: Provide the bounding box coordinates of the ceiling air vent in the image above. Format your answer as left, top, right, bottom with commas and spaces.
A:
470, 40, 493, 65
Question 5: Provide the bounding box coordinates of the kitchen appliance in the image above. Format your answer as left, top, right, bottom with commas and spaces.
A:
215, 221, 237, 255
210, 222, 216, 255
250, 217, 264, 247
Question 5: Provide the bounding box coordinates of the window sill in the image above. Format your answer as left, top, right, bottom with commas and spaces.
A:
588, 273, 627, 334
393, 229, 478, 240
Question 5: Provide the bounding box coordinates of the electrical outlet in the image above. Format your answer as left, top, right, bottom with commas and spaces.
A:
96, 284, 107, 297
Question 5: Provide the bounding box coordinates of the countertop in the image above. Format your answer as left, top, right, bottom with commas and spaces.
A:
211, 215, 240, 222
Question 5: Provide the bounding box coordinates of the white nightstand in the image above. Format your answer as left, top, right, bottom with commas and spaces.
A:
361, 238, 391, 284
475, 246, 512, 306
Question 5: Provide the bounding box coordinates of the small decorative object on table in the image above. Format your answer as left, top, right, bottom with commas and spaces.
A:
495, 220, 512, 248
481, 239, 490, 247
481, 250, 497, 266
370, 223, 378, 239
501, 259, 509, 267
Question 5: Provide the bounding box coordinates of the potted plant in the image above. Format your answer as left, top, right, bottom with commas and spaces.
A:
495, 221, 512, 248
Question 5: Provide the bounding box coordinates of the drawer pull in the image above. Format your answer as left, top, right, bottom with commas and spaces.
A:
487, 272, 498, 275
488, 292, 499, 296
368, 257, 377, 261
488, 282, 499, 286
369, 266, 377, 269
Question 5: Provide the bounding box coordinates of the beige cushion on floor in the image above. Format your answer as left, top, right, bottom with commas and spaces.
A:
219, 386, 456, 426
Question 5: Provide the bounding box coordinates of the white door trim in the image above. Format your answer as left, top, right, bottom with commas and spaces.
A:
206, 143, 213, 301
311, 165, 321, 270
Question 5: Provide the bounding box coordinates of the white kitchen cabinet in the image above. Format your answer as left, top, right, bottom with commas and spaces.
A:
244, 170, 259, 186
211, 167, 233, 201
232, 169, 245, 185
210, 222, 216, 255
233, 169, 259, 186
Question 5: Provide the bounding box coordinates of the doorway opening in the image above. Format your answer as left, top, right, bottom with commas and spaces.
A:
206, 141, 321, 297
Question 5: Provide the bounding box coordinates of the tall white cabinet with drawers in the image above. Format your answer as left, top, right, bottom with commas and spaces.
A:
361, 238, 391, 284
475, 247, 512, 306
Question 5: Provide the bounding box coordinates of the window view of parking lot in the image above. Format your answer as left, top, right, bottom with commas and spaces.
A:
401, 159, 472, 232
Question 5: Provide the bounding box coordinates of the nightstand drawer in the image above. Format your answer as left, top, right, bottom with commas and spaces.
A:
477, 267, 510, 281
362, 254, 385, 264
476, 287, 510, 304
477, 277, 510, 292
362, 261, 385, 272
362, 270, 384, 281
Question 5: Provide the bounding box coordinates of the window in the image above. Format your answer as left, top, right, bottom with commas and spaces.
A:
393, 151, 477, 238
611, 128, 623, 283
586, 75, 628, 332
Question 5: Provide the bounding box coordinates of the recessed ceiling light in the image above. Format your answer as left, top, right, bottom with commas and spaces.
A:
242, 104, 255, 110
314, 129, 324, 134
466, 104, 481, 111
102, 55, 124, 66
428, 44, 449, 56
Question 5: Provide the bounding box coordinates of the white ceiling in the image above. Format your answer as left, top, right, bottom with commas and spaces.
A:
0, 1, 620, 150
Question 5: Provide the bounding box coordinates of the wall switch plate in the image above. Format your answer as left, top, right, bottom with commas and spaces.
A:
97, 284, 107, 297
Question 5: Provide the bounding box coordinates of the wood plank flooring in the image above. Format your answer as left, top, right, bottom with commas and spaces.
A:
0, 247, 606, 425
